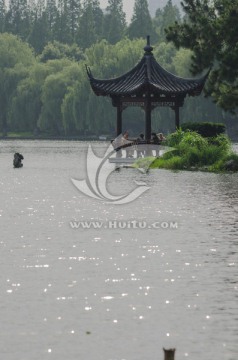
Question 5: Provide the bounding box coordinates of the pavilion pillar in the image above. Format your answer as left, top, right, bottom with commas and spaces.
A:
174, 106, 180, 129
116, 105, 122, 136
145, 96, 152, 141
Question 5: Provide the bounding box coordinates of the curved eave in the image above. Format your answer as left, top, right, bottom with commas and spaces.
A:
149, 57, 209, 95
87, 55, 209, 97
88, 58, 147, 96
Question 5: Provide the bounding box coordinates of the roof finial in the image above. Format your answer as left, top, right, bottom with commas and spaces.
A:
144, 35, 153, 55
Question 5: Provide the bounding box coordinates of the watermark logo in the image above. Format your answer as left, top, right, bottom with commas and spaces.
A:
71, 136, 172, 205
69, 220, 178, 230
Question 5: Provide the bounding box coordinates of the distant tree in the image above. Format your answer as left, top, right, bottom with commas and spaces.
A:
166, 0, 238, 111
92, 0, 104, 39
77, 0, 98, 49
10, 63, 47, 132
39, 58, 79, 135
28, 0, 49, 53
54, 0, 70, 43
0, 0, 6, 32
39, 40, 83, 62
67, 0, 81, 42
0, 33, 35, 134
127, 0, 155, 41
103, 0, 126, 44
153, 41, 177, 73
5, 0, 31, 40
153, 0, 181, 41
45, 0, 58, 41
54, 0, 81, 44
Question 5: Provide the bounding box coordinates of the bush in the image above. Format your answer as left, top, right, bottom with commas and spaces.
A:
198, 145, 225, 165
209, 153, 238, 172
225, 153, 238, 163
181, 122, 226, 137
179, 145, 223, 167
140, 128, 238, 173
182, 147, 201, 167
178, 131, 208, 152
161, 148, 180, 160
166, 128, 184, 147
151, 156, 186, 170
208, 134, 231, 152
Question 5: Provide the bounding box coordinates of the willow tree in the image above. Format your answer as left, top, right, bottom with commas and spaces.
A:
0, 33, 35, 135
9, 63, 49, 132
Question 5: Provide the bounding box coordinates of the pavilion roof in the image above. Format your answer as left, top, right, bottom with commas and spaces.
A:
86, 38, 209, 98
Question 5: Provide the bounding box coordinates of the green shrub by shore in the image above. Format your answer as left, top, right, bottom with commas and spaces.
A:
135, 129, 238, 172
180, 122, 225, 137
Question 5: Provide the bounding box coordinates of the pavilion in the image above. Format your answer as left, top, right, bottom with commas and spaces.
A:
86, 36, 209, 140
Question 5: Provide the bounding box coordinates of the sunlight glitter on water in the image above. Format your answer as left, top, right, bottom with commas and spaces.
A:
0, 140, 238, 360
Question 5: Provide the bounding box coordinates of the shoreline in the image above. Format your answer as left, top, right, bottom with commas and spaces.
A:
1, 136, 238, 143
0, 136, 108, 141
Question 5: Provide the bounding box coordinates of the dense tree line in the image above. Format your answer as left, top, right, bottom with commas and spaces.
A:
0, 0, 235, 137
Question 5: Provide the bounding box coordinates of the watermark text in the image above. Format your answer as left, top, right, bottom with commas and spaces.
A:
69, 220, 178, 230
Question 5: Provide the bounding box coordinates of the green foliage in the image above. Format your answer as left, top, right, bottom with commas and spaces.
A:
149, 129, 237, 172
5, 0, 31, 41
0, 0, 232, 138
181, 122, 226, 137
153, 0, 181, 42
183, 145, 225, 167
165, 0, 238, 111
151, 156, 186, 170
0, 33, 35, 132
166, 128, 185, 147
78, 0, 103, 49
209, 153, 238, 172
39, 41, 83, 62
127, 0, 155, 41
103, 0, 126, 44
223, 153, 238, 164
153, 42, 177, 73
208, 133, 231, 152
178, 131, 209, 151
39, 58, 80, 134
172, 48, 192, 77
160, 149, 179, 160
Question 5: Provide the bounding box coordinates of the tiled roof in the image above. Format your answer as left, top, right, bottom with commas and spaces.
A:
86, 40, 209, 97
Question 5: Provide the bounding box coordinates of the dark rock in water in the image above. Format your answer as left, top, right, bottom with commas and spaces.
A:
224, 159, 238, 171
13, 153, 24, 168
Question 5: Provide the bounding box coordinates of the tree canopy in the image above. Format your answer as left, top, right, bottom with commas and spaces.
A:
0, 0, 236, 137
127, 0, 155, 41
165, 0, 238, 111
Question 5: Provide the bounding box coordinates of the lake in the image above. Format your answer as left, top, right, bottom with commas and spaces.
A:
0, 140, 238, 360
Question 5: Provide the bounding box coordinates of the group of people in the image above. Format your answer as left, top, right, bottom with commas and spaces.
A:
137, 132, 166, 144
112, 130, 166, 158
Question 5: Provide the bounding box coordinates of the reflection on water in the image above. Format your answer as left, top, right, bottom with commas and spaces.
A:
0, 140, 238, 360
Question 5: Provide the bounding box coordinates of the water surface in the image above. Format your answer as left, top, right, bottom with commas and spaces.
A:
0, 140, 238, 360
